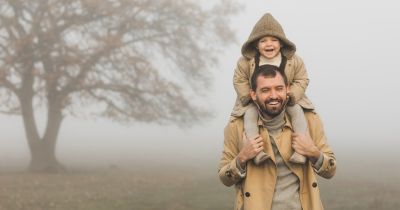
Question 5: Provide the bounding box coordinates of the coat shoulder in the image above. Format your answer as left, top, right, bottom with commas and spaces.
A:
236, 56, 251, 70
226, 117, 244, 136
228, 116, 244, 127
288, 53, 304, 63
304, 111, 321, 122
304, 111, 326, 132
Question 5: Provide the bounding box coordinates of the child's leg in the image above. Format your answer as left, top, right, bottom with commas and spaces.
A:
244, 103, 270, 165
244, 103, 260, 139
286, 104, 307, 164
286, 104, 307, 133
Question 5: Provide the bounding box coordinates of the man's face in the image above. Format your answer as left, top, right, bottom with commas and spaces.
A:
250, 73, 289, 118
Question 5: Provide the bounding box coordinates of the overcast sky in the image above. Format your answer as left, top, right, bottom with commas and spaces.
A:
1, 0, 400, 169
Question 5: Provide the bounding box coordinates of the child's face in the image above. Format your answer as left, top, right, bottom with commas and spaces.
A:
256, 36, 281, 59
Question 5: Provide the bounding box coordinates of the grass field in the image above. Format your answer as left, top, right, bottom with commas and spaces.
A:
1, 164, 399, 210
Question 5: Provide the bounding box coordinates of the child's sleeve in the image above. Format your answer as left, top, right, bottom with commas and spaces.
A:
289, 56, 310, 103
233, 57, 251, 106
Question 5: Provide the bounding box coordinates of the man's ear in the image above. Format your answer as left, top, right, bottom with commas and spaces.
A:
250, 89, 257, 101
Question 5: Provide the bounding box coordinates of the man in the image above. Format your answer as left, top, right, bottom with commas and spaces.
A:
218, 65, 336, 210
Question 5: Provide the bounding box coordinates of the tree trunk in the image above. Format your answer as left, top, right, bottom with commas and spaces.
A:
20, 91, 65, 173
29, 141, 65, 173
31, 101, 65, 172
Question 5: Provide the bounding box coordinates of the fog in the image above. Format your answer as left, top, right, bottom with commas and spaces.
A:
1, 0, 399, 181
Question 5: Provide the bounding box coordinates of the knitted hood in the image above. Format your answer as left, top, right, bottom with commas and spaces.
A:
241, 13, 296, 59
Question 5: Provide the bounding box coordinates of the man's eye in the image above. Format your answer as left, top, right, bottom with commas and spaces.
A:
276, 87, 285, 92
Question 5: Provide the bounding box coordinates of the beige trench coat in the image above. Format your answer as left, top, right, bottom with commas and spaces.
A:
218, 112, 336, 210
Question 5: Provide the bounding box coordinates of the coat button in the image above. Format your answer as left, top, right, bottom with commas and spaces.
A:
312, 182, 318, 188
245, 192, 251, 197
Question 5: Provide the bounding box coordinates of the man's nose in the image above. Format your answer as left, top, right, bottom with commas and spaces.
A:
269, 90, 278, 98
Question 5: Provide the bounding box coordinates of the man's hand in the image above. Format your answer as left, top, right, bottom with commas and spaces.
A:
291, 132, 321, 164
237, 133, 264, 168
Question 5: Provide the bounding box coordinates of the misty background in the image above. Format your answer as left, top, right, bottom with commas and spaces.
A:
1, 0, 399, 182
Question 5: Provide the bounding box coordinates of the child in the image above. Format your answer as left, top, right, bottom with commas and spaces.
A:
231, 13, 315, 165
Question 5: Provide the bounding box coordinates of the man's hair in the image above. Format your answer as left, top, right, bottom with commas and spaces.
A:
250, 64, 288, 91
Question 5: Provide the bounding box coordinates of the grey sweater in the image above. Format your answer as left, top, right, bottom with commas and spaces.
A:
260, 111, 302, 210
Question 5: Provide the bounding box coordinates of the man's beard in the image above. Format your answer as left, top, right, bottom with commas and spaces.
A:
255, 96, 287, 118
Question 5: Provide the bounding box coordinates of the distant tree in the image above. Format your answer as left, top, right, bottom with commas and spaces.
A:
0, 0, 239, 172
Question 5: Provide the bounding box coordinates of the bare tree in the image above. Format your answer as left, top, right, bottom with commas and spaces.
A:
0, 0, 239, 172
